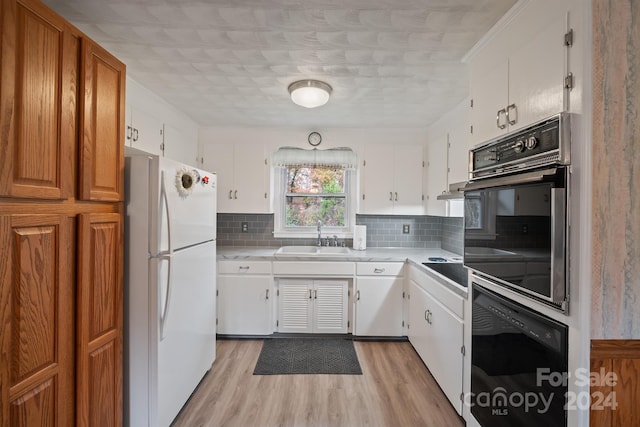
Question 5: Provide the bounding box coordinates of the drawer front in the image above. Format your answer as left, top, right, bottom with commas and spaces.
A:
356, 262, 404, 276
409, 266, 464, 319
273, 261, 355, 276
218, 261, 272, 275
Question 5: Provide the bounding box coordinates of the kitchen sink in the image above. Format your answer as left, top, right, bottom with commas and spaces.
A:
275, 246, 352, 257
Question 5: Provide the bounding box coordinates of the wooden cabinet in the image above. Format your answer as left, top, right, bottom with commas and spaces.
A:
0, 1, 125, 425
408, 266, 465, 415
354, 263, 404, 337
217, 261, 273, 335
79, 38, 126, 202
0, 214, 75, 426
200, 142, 269, 213
76, 213, 123, 427
276, 279, 348, 334
0, 0, 77, 200
469, 2, 570, 145
360, 144, 423, 215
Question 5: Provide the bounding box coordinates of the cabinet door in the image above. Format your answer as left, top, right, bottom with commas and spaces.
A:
313, 280, 348, 333
277, 280, 313, 333
469, 58, 509, 145
408, 281, 430, 363
79, 38, 125, 202
0, 214, 74, 426
217, 275, 272, 335
361, 143, 395, 214
508, 13, 566, 133
162, 122, 197, 166
424, 139, 447, 216
423, 288, 464, 415
233, 142, 269, 213
393, 145, 424, 215
129, 107, 163, 156
447, 127, 470, 186
354, 277, 403, 336
77, 213, 123, 427
0, 0, 77, 200
201, 143, 235, 213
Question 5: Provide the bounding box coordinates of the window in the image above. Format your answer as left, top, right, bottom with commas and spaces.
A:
272, 146, 357, 238
285, 165, 347, 227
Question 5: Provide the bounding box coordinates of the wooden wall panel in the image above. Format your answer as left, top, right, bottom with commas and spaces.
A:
0, 0, 76, 200
590, 340, 640, 427
0, 214, 74, 427
79, 39, 125, 202
77, 212, 123, 427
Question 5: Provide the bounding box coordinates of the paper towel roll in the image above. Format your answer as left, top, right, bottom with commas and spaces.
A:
353, 225, 367, 250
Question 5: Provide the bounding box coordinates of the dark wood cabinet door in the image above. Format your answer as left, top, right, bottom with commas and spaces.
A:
76, 213, 123, 427
0, 0, 78, 200
0, 214, 74, 426
79, 39, 125, 202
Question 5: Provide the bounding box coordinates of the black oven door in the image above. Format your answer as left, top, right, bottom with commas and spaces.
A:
471, 284, 568, 427
463, 167, 568, 310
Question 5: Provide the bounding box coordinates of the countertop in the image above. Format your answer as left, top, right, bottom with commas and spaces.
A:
217, 246, 467, 296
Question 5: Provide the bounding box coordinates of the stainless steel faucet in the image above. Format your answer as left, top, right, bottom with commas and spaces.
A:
317, 220, 322, 246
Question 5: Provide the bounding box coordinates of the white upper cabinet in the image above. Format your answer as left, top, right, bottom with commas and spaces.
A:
200, 141, 269, 213
424, 99, 469, 217
124, 103, 163, 156
469, 1, 572, 145
125, 77, 199, 164
162, 122, 199, 166
360, 143, 423, 215
424, 138, 447, 216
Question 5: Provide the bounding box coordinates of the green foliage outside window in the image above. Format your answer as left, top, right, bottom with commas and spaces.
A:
285, 166, 346, 227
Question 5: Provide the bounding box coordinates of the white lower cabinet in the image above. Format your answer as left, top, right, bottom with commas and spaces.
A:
354, 262, 404, 336
408, 267, 465, 415
276, 279, 348, 334
217, 261, 273, 335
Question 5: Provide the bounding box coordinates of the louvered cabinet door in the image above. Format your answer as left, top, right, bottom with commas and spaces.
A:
79, 38, 125, 202
0, 214, 74, 426
76, 213, 123, 427
0, 0, 78, 200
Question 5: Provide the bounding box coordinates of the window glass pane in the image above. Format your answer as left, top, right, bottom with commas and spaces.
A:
286, 166, 345, 194
285, 196, 345, 227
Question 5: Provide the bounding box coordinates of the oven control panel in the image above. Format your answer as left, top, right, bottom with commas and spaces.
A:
470, 113, 570, 179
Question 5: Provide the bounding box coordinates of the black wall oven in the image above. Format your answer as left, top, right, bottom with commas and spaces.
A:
471, 284, 568, 427
464, 114, 570, 311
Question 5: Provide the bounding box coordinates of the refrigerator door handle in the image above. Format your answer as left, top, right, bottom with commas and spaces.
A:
159, 255, 172, 341
160, 171, 173, 255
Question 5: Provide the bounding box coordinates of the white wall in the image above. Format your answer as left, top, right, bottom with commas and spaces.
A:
197, 126, 428, 164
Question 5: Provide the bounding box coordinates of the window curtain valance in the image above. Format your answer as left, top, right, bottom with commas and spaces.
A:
271, 147, 358, 169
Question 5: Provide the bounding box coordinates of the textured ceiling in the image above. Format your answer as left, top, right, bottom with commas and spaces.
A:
43, 0, 516, 128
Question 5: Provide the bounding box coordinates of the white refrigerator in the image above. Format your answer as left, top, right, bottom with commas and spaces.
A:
124, 154, 217, 427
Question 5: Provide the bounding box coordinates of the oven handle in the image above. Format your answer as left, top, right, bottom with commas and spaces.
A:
464, 167, 559, 191
551, 187, 567, 304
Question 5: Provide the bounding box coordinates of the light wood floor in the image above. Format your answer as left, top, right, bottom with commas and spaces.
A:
172, 339, 465, 427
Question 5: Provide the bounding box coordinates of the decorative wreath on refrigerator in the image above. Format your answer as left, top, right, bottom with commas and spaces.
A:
175, 166, 198, 198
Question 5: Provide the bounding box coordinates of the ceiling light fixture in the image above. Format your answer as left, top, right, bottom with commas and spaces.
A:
288, 80, 332, 108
